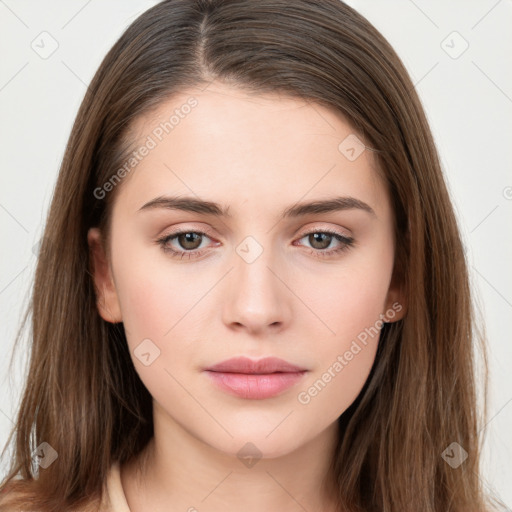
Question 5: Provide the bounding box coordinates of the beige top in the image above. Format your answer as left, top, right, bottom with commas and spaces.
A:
100, 461, 131, 511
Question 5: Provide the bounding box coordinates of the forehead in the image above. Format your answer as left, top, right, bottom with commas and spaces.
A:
114, 82, 389, 219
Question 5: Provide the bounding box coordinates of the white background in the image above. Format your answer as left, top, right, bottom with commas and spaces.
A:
0, 0, 511, 507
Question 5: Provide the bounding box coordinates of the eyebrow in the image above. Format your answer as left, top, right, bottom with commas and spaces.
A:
138, 195, 376, 219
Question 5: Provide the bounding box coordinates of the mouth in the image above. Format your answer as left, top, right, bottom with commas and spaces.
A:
204, 356, 307, 374
203, 356, 308, 400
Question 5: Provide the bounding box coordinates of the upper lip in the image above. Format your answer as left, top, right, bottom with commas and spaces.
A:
204, 356, 307, 374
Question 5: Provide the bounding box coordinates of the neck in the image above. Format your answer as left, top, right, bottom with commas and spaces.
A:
121, 403, 341, 512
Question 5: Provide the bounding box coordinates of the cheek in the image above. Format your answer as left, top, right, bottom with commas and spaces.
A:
114, 267, 174, 342
300, 244, 393, 350
292, 247, 393, 416
294, 282, 386, 423
110, 234, 206, 343
110, 252, 203, 404
295, 337, 379, 427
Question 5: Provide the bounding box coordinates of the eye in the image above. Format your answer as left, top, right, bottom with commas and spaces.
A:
156, 227, 354, 260
156, 229, 217, 260
294, 229, 354, 258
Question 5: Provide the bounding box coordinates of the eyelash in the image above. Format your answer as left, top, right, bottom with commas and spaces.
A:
156, 227, 354, 260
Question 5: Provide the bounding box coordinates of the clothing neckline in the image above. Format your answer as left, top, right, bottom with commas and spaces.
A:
104, 461, 131, 511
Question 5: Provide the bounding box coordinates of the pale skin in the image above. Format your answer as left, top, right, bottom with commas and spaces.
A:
88, 81, 406, 512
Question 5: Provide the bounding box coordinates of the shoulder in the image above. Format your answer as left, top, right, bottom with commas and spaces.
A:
0, 481, 31, 511
0, 465, 125, 512
0, 487, 36, 511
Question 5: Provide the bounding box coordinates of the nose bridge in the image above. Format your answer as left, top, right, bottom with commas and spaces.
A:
235, 233, 281, 303
222, 233, 290, 331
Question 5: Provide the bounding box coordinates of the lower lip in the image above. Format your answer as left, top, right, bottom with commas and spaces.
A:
204, 370, 307, 399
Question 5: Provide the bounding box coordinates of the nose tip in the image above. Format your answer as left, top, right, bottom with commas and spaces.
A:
222, 251, 291, 334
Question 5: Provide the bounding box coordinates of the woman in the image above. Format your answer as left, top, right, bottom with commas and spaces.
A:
0, 0, 502, 510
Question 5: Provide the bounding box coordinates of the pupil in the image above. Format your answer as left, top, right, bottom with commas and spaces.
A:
181, 233, 200, 249
311, 233, 330, 249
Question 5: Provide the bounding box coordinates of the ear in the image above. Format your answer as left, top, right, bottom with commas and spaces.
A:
87, 227, 122, 323
382, 267, 407, 323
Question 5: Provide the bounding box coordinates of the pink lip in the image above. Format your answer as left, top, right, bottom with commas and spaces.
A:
205, 356, 306, 374
204, 357, 308, 400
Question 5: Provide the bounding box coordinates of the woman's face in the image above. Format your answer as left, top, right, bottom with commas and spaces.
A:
89, 81, 404, 458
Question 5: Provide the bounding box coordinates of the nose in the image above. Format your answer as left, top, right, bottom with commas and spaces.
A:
221, 243, 292, 335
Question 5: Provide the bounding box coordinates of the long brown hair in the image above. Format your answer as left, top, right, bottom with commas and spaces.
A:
0, 1, 502, 510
